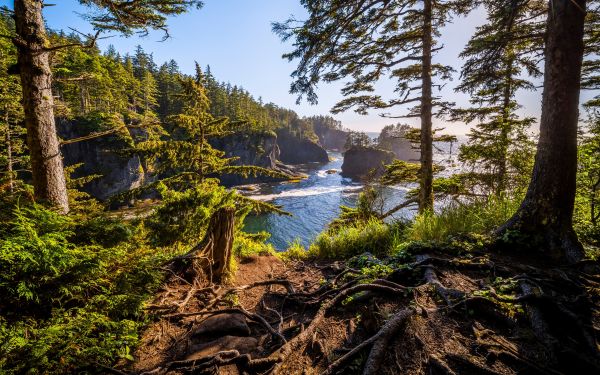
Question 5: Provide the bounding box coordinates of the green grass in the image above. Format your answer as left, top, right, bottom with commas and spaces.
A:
306, 218, 404, 259
405, 195, 520, 243
278, 239, 309, 262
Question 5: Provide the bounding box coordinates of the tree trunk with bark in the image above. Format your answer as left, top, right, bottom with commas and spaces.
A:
499, 0, 586, 263
14, 0, 69, 213
419, 0, 434, 213
178, 207, 235, 284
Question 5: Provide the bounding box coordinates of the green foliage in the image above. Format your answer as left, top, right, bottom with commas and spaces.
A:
279, 239, 309, 262
308, 219, 402, 259
575, 109, 600, 249
344, 131, 373, 149
452, 0, 541, 196
0, 205, 97, 307
0, 204, 169, 373
405, 196, 520, 243
330, 186, 384, 229
233, 231, 276, 259
145, 180, 233, 245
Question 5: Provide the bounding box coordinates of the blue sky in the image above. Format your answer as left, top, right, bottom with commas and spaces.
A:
2, 0, 597, 134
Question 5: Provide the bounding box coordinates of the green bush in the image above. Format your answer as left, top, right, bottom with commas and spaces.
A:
308, 219, 402, 259
278, 239, 309, 262
0, 204, 168, 374
233, 231, 276, 259
406, 196, 520, 243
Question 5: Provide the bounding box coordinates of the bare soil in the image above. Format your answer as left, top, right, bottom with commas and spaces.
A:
123, 249, 600, 375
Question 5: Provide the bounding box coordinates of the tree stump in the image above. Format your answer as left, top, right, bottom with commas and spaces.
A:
179, 207, 235, 284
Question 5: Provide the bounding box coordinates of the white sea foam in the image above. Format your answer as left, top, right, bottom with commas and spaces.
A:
249, 185, 362, 201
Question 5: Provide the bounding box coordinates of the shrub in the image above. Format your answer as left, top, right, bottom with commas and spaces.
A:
406, 195, 520, 243
233, 231, 276, 259
308, 219, 401, 259
0, 204, 168, 374
278, 239, 309, 262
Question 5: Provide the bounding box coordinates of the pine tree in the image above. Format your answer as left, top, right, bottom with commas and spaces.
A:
10, 0, 202, 213
0, 15, 24, 195
499, 0, 587, 264
453, 0, 543, 196
274, 0, 470, 213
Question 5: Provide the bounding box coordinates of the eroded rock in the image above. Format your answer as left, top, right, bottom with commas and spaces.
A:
192, 313, 251, 338
186, 336, 258, 360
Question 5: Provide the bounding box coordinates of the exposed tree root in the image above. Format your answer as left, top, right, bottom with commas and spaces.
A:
322, 308, 414, 375
130, 249, 599, 375
362, 308, 415, 375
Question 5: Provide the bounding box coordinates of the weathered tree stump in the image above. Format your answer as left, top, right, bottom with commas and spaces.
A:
177, 207, 235, 284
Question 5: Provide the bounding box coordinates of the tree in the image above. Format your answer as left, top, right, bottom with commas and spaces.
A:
274, 0, 470, 213
578, 111, 600, 226
453, 0, 543, 196
10, 0, 202, 213
0, 14, 24, 195
345, 131, 373, 149
499, 0, 587, 264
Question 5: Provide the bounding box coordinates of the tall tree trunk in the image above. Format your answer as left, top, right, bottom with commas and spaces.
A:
499, 0, 586, 263
14, 0, 69, 213
4, 108, 13, 193
419, 0, 434, 213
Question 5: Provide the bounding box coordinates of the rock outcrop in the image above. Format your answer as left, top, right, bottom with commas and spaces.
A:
341, 146, 395, 180
276, 129, 329, 164
377, 132, 420, 161
58, 119, 146, 201
315, 127, 349, 151
210, 131, 300, 186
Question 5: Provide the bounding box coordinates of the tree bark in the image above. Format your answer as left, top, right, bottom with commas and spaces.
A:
181, 207, 235, 284
499, 0, 586, 263
419, 0, 434, 213
14, 0, 69, 213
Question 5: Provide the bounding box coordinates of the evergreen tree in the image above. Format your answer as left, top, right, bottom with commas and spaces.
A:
274, 0, 470, 213
0, 15, 24, 196
10, 0, 202, 213
499, 0, 587, 264
453, 0, 543, 196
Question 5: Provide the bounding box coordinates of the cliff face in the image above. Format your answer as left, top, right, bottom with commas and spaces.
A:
315, 128, 348, 151
341, 146, 395, 180
210, 131, 298, 186
378, 134, 420, 161
58, 120, 146, 201
276, 129, 329, 164
59, 123, 328, 199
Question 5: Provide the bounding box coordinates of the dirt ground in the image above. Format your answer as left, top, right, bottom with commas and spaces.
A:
126, 250, 600, 375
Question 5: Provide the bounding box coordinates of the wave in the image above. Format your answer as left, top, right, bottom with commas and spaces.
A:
249, 185, 362, 201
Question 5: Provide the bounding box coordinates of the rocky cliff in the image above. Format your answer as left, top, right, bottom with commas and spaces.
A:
210, 131, 300, 186
58, 119, 146, 201
276, 129, 329, 164
315, 128, 348, 151
59, 122, 328, 200
341, 146, 395, 180
378, 134, 420, 161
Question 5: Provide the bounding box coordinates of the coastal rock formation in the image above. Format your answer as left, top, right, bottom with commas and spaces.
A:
58, 119, 146, 201
341, 146, 395, 180
276, 129, 329, 164
382, 136, 419, 161
377, 125, 420, 161
315, 127, 349, 151
210, 131, 300, 186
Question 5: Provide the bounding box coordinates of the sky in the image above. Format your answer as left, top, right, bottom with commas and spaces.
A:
2, 0, 597, 134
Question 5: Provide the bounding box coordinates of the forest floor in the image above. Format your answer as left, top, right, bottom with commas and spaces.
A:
126, 248, 600, 375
